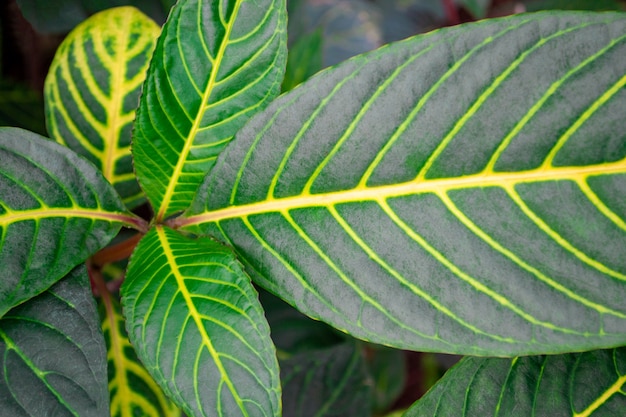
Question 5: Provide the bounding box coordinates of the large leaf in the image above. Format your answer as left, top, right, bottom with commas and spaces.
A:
99, 295, 181, 416
45, 6, 160, 208
0, 265, 110, 416
122, 226, 280, 417
280, 342, 372, 417
132, 0, 287, 221
404, 346, 626, 416
180, 12, 626, 356
0, 127, 132, 317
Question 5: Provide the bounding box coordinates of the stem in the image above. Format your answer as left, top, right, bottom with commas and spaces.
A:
442, 0, 461, 25
91, 232, 143, 268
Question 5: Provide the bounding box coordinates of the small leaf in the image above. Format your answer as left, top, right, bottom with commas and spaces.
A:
132, 0, 288, 221
458, 0, 491, 19
404, 347, 626, 416
45, 6, 160, 208
0, 265, 110, 416
281, 342, 372, 417
282, 29, 323, 92
99, 295, 181, 417
0, 127, 130, 317
122, 226, 280, 417
181, 12, 626, 356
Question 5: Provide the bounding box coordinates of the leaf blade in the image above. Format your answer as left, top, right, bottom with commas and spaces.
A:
133, 0, 288, 221
122, 226, 280, 416
403, 347, 626, 416
0, 265, 109, 417
0, 127, 129, 317
182, 12, 626, 356
44, 6, 160, 208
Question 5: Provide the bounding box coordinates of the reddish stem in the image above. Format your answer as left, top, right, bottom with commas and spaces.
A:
442, 0, 461, 25
91, 232, 143, 268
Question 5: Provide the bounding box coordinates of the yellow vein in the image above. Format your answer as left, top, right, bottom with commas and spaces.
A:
573, 372, 626, 417
157, 0, 244, 221
542, 73, 626, 168
266, 65, 362, 200
102, 11, 131, 182
282, 209, 438, 340
328, 205, 506, 342
505, 185, 626, 281
484, 22, 606, 172
303, 47, 431, 194
379, 199, 585, 335
438, 191, 626, 317
360, 18, 532, 187
180, 161, 626, 226
156, 226, 247, 415
0, 208, 132, 225
578, 178, 626, 232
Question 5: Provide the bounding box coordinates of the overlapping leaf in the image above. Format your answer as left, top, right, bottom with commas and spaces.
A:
404, 346, 626, 416
0, 127, 131, 317
181, 12, 626, 356
45, 6, 160, 208
281, 342, 371, 417
99, 295, 181, 417
132, 0, 288, 221
122, 226, 280, 417
0, 81, 46, 135
0, 265, 109, 416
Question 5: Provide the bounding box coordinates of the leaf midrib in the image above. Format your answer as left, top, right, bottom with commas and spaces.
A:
0, 208, 136, 226
156, 0, 244, 222
155, 226, 248, 416
180, 160, 625, 225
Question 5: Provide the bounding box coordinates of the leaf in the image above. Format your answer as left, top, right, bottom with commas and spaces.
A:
16, 0, 175, 34
180, 12, 626, 356
121, 226, 281, 417
132, 0, 288, 221
281, 342, 372, 417
99, 295, 181, 417
0, 265, 110, 416
44, 6, 160, 209
404, 347, 626, 417
281, 29, 323, 92
523, 0, 625, 12
0, 80, 46, 135
0, 127, 131, 317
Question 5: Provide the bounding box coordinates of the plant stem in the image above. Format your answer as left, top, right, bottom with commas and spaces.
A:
91, 232, 143, 268
442, 0, 461, 25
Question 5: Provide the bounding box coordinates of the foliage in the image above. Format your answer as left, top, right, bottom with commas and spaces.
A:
1, 1, 625, 416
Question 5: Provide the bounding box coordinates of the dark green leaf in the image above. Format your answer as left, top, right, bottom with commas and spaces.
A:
458, 0, 491, 18
16, 0, 175, 33
281, 342, 371, 417
0, 81, 46, 135
132, 0, 287, 221
404, 347, 626, 417
282, 29, 323, 92
122, 226, 280, 417
45, 7, 160, 209
524, 0, 625, 12
0, 127, 130, 317
0, 265, 110, 416
181, 12, 626, 356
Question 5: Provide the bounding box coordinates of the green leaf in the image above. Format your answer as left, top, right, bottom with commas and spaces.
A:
281, 342, 372, 417
122, 226, 281, 417
45, 6, 160, 209
0, 265, 110, 416
404, 347, 626, 417
282, 28, 323, 92
180, 12, 626, 356
458, 0, 491, 18
16, 0, 175, 33
0, 80, 46, 135
99, 295, 181, 417
0, 127, 130, 317
524, 0, 625, 12
132, 0, 288, 221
